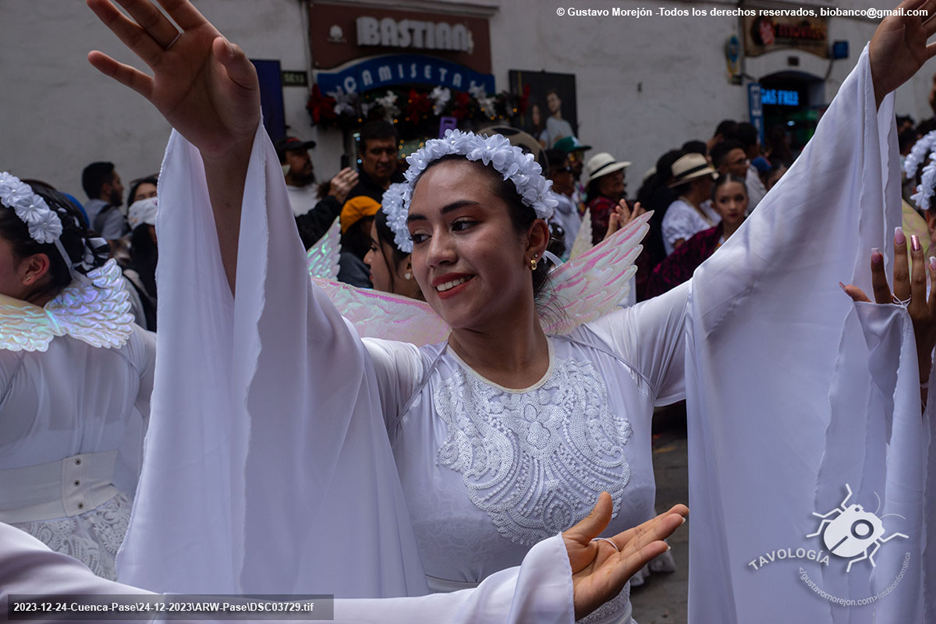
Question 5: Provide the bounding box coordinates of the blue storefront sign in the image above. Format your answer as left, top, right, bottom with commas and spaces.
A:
316, 54, 495, 95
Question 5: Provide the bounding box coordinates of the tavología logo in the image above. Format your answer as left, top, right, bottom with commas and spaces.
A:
807, 483, 907, 572
745, 483, 912, 607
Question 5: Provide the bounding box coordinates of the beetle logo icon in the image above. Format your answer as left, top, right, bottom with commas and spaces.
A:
807, 484, 908, 573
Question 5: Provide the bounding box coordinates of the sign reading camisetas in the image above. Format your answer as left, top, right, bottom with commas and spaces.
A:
309, 4, 492, 74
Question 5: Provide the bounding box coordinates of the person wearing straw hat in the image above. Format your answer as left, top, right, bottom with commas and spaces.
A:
660, 152, 720, 255
583, 152, 632, 244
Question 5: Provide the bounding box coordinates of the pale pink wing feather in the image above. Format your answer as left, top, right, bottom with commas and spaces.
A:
543, 211, 651, 335
313, 277, 450, 346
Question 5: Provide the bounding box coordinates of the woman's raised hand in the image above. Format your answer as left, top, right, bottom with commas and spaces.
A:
563, 492, 688, 620
86, 0, 260, 163
842, 228, 936, 388
869, 0, 936, 107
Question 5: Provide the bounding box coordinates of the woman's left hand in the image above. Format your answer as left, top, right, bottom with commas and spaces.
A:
563, 492, 688, 620
842, 228, 936, 387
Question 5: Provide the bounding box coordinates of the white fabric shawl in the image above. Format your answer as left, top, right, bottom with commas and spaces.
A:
686, 46, 934, 622
116, 126, 426, 598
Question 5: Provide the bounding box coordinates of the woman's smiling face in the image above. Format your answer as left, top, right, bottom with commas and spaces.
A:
407, 159, 542, 332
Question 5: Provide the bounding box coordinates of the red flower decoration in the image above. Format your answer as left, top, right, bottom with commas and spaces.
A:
307, 84, 337, 124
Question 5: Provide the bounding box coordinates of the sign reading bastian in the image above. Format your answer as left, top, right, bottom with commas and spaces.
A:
308, 4, 492, 74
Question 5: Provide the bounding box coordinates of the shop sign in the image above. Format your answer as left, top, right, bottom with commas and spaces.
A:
316, 54, 495, 96
310, 4, 492, 74
743, 15, 829, 58
356, 17, 472, 53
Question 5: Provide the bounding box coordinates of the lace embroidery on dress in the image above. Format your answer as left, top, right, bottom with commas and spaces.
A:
435, 356, 632, 545
11, 493, 131, 580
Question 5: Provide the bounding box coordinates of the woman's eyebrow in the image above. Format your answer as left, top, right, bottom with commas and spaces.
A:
407, 200, 481, 223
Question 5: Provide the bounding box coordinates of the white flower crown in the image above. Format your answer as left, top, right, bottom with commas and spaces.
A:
0, 172, 63, 244
382, 129, 558, 253
905, 130, 936, 179
0, 172, 109, 276
912, 153, 936, 213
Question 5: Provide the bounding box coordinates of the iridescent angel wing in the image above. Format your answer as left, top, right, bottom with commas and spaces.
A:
0, 259, 134, 352
0, 295, 57, 351
542, 211, 651, 335
568, 210, 593, 260
314, 278, 449, 346
45, 259, 135, 348
307, 217, 341, 280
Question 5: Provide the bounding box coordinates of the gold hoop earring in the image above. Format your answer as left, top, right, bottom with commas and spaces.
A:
530, 256, 538, 270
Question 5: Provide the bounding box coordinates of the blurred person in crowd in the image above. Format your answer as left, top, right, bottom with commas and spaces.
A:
545, 89, 574, 147
275, 136, 322, 218
681, 140, 709, 163
81, 161, 127, 240
765, 125, 794, 167
0, 174, 153, 580
124, 197, 159, 331
736, 122, 768, 210
364, 209, 422, 300
711, 140, 748, 178
583, 152, 631, 244
528, 102, 549, 149
339, 195, 380, 288
636, 150, 683, 279
647, 174, 747, 297
706, 119, 738, 152
546, 149, 581, 257
661, 152, 720, 255
553, 136, 591, 212
127, 175, 158, 206
765, 163, 788, 191
350, 120, 401, 200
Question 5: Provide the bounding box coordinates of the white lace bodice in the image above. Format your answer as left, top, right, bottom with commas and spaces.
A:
435, 348, 633, 546
364, 285, 687, 622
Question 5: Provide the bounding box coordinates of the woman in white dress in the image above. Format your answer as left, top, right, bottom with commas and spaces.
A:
89, 0, 936, 622
0, 175, 154, 581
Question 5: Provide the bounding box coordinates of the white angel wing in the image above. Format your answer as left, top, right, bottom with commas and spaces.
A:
568, 210, 593, 260
543, 211, 651, 335
0, 295, 56, 351
314, 278, 449, 346
307, 217, 341, 280
45, 259, 135, 349
0, 259, 134, 352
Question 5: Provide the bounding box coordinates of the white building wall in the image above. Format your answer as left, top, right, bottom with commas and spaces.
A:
1, 0, 934, 200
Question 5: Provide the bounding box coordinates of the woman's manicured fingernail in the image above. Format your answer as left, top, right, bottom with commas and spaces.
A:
912, 234, 921, 252
929, 256, 936, 272
839, 281, 847, 291
895, 226, 906, 245
871, 248, 883, 264
680, 517, 686, 526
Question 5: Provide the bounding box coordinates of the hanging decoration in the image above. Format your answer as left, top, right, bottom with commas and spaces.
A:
307, 84, 529, 133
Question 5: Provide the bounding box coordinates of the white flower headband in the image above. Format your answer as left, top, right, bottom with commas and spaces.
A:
0, 172, 63, 245
912, 153, 936, 212
382, 129, 558, 253
904, 130, 936, 179
0, 172, 108, 278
